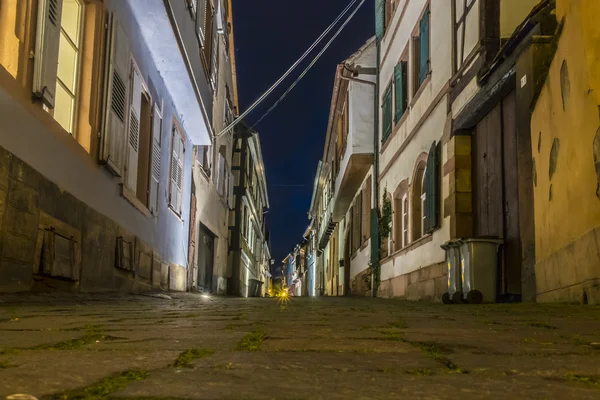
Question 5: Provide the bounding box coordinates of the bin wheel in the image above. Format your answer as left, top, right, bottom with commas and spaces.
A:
467, 290, 483, 304
452, 291, 465, 304
442, 292, 452, 304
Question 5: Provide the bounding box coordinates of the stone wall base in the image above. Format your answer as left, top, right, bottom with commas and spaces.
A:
377, 262, 447, 302
0, 145, 187, 293
535, 226, 600, 304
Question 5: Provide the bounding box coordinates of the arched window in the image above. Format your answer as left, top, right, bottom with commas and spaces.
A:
393, 179, 409, 250
411, 154, 428, 241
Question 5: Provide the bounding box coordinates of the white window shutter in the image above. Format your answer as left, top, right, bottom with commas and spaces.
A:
216, 0, 225, 34
125, 65, 142, 191
196, 0, 208, 45
217, 153, 225, 196
33, 0, 63, 108
170, 130, 184, 214
100, 13, 130, 176
149, 105, 162, 215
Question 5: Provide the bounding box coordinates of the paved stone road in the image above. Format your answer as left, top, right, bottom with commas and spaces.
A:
0, 294, 600, 399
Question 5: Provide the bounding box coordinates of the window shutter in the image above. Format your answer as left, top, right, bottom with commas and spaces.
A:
393, 63, 402, 123
375, 0, 385, 41
100, 13, 130, 176
126, 65, 143, 191
170, 129, 184, 214
209, 13, 219, 90
196, 0, 208, 45
202, 0, 214, 69
364, 177, 372, 240
33, 0, 63, 108
382, 85, 393, 142
228, 170, 235, 208
419, 7, 430, 85
149, 105, 162, 216
424, 141, 440, 234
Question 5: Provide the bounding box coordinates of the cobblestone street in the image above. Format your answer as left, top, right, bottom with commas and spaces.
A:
1, 294, 600, 399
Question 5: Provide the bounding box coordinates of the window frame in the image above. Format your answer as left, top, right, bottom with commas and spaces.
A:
412, 3, 431, 96
168, 119, 186, 216
53, 0, 85, 136
381, 80, 393, 143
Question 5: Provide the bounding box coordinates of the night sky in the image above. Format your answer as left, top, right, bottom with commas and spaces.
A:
232, 0, 374, 265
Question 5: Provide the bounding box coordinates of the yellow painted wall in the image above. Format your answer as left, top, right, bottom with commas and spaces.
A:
500, 0, 542, 38
0, 0, 102, 155
531, 1, 600, 263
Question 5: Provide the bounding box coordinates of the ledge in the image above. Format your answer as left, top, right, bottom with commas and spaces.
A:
380, 232, 434, 264
120, 184, 151, 218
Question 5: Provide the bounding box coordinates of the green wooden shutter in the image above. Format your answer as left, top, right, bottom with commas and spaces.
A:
375, 0, 385, 41
419, 7, 430, 85
382, 85, 393, 142
424, 141, 440, 234
394, 62, 407, 123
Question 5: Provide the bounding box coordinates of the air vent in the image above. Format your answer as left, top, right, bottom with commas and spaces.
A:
111, 71, 126, 122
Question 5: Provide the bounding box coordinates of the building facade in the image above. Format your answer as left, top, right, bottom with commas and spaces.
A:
187, 0, 239, 295
228, 122, 270, 297
0, 0, 222, 292
308, 38, 377, 297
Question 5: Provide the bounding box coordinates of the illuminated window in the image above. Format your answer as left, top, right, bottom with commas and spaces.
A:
54, 0, 83, 135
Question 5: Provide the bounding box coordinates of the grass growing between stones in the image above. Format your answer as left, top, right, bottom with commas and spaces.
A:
173, 348, 214, 368
35, 334, 121, 350
528, 322, 558, 330
415, 342, 468, 374
49, 369, 149, 399
405, 368, 434, 376
0, 360, 15, 368
388, 320, 409, 329
235, 331, 267, 351
566, 373, 600, 386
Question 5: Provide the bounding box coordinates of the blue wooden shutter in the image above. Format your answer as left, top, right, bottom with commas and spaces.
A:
419, 7, 430, 85
375, 0, 385, 41
382, 85, 393, 142
394, 62, 406, 123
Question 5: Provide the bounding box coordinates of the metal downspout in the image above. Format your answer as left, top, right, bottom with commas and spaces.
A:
370, 42, 381, 298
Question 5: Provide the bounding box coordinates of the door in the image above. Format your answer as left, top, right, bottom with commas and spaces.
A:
472, 90, 521, 296
344, 228, 351, 296
197, 225, 215, 293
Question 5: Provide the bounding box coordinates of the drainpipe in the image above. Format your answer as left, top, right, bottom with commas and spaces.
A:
370, 43, 381, 298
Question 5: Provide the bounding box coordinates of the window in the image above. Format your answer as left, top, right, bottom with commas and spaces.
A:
195, 0, 210, 46
453, 0, 478, 73
412, 161, 426, 240
217, 145, 228, 197
421, 171, 427, 235
54, 0, 83, 134
402, 194, 409, 248
169, 124, 185, 215
382, 83, 393, 142
423, 141, 441, 234
361, 177, 372, 243
413, 5, 431, 93
197, 145, 211, 175
124, 61, 155, 210
394, 60, 408, 124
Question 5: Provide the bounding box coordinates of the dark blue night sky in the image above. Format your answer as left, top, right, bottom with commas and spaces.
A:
232, 0, 374, 264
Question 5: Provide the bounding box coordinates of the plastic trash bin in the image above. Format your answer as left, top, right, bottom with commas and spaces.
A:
458, 238, 503, 304
440, 240, 463, 304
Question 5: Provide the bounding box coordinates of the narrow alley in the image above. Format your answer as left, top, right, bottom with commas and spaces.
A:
1, 295, 600, 399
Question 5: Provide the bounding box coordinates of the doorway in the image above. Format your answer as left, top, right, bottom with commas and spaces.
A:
472, 90, 522, 297
344, 228, 351, 296
197, 224, 215, 293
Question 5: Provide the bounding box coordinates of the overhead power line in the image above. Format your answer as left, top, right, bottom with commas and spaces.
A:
216, 0, 360, 138
251, 0, 366, 129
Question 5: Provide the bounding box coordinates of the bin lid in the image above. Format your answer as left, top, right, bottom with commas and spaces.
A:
440, 239, 461, 250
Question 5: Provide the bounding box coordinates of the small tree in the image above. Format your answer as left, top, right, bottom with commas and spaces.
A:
379, 186, 392, 239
